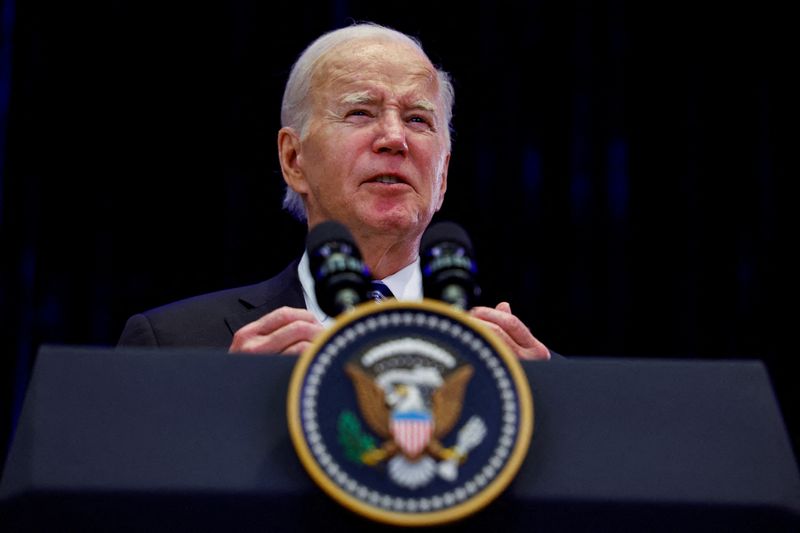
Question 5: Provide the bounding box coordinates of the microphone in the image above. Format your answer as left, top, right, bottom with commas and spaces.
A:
307, 220, 372, 317
420, 221, 481, 310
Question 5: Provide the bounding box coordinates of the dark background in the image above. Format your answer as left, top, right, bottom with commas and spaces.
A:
1, 1, 795, 459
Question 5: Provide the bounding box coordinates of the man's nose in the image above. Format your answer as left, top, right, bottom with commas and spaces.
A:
372, 112, 408, 155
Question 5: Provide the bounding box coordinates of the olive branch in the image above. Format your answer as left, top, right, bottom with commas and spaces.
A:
337, 410, 377, 464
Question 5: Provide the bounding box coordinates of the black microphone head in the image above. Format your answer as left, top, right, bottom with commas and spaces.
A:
306, 220, 355, 257
306, 220, 372, 317
420, 221, 474, 256
420, 221, 481, 309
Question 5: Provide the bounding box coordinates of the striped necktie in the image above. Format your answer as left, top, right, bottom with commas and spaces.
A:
368, 281, 395, 302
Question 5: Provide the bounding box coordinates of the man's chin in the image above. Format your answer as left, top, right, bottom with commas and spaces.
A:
358, 210, 427, 237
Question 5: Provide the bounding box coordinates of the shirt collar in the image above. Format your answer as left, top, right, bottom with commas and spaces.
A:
298, 251, 422, 327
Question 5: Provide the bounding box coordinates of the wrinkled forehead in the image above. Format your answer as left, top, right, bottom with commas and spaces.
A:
311, 39, 441, 104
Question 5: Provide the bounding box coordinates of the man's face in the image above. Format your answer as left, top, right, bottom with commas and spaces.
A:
285, 39, 450, 243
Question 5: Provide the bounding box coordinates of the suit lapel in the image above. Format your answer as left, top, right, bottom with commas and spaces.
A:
224, 259, 305, 335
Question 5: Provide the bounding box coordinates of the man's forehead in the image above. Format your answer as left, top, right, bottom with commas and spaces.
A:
313, 40, 440, 98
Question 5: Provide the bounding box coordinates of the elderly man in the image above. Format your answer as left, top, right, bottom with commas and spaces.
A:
118, 23, 550, 360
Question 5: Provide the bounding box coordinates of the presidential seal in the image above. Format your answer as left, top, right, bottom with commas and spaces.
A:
287, 299, 534, 526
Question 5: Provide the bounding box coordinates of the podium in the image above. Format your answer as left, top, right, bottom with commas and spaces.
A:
2, 345, 799, 532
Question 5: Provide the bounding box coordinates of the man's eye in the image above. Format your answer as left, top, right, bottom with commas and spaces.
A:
408, 116, 432, 127
347, 109, 371, 117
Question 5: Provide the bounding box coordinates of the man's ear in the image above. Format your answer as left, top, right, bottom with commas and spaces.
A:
278, 127, 308, 194
435, 152, 450, 211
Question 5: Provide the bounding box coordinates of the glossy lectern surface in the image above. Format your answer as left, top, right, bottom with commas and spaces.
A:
1, 345, 798, 532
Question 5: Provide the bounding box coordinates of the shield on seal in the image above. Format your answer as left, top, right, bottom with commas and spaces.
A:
390, 411, 434, 458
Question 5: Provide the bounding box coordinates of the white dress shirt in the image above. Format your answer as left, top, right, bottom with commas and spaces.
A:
298, 252, 423, 327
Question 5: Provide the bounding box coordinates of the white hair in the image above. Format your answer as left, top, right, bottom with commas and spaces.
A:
280, 23, 455, 221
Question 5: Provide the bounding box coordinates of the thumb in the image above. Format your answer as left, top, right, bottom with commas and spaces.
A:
496, 301, 512, 313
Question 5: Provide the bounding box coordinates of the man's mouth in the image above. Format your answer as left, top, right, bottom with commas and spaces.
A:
372, 175, 403, 184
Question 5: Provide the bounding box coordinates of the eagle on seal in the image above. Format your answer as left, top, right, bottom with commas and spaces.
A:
344, 362, 474, 466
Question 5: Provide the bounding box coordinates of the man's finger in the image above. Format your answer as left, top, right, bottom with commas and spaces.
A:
237, 306, 318, 336
470, 306, 527, 343
496, 301, 512, 313
230, 306, 323, 354
469, 305, 549, 360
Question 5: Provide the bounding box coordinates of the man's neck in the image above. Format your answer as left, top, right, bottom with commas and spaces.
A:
304, 218, 423, 279
354, 232, 421, 279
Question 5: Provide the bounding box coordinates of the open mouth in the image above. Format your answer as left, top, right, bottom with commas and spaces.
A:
367, 174, 409, 186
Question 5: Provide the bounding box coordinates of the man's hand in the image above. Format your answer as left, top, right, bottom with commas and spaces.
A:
469, 302, 550, 360
229, 306, 324, 355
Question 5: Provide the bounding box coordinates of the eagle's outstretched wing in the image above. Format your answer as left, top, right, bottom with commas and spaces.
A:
431, 365, 474, 438
344, 364, 391, 438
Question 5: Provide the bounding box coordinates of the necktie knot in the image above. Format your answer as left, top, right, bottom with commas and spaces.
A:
368, 281, 395, 302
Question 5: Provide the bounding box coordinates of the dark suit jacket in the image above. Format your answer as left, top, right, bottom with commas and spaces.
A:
118, 258, 563, 358
117, 260, 303, 348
